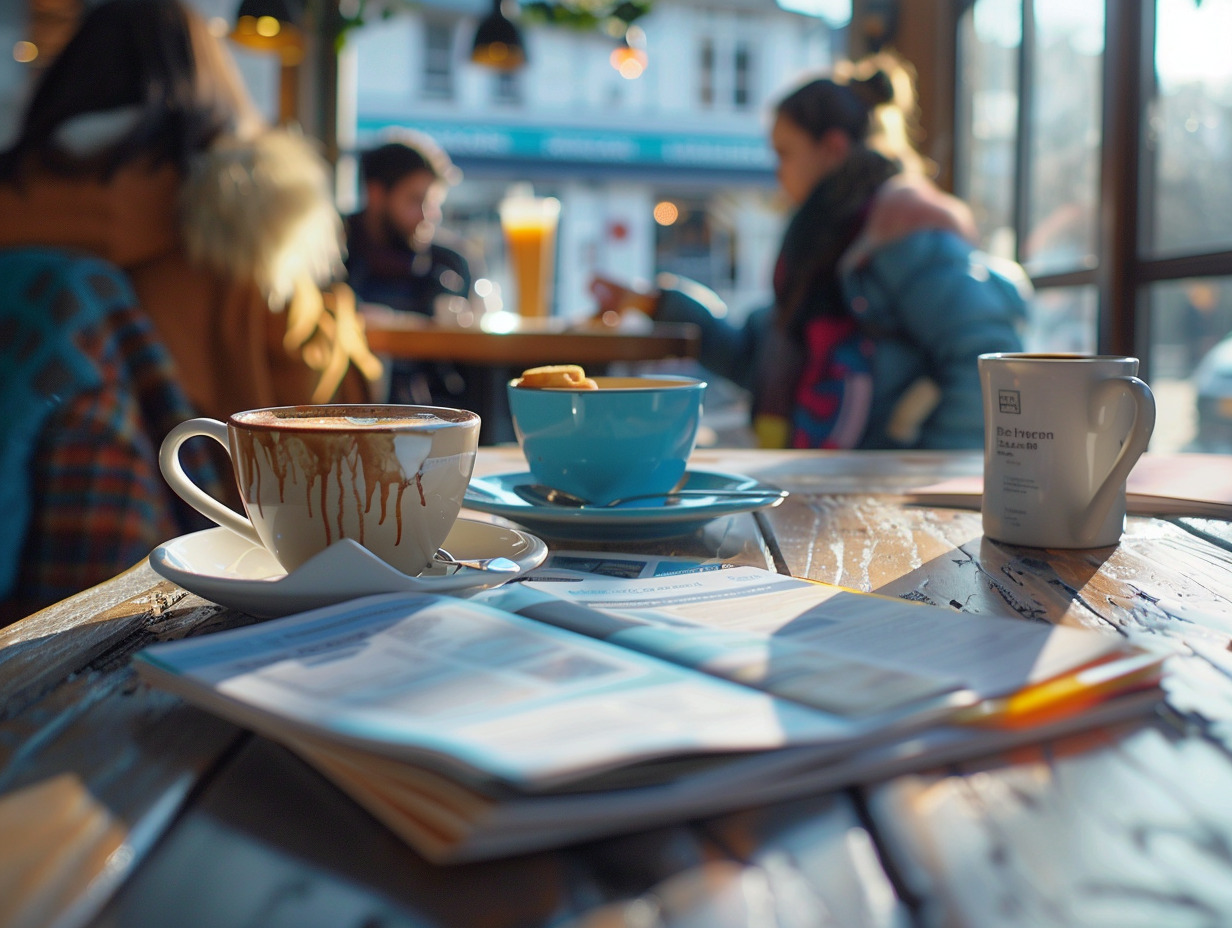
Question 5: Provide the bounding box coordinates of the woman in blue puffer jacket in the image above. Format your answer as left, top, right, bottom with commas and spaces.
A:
592, 53, 1028, 451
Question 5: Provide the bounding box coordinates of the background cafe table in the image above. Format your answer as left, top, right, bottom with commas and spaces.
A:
5, 448, 1232, 928
360, 309, 702, 443
362, 308, 701, 367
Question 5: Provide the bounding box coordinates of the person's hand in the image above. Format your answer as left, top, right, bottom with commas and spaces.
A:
588, 274, 658, 321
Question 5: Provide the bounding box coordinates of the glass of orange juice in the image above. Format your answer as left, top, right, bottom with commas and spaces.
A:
499, 190, 560, 317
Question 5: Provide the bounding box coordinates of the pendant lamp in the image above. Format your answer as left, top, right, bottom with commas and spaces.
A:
231, 0, 303, 57
471, 0, 526, 71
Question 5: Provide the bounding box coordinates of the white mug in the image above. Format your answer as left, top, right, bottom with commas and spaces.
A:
978, 354, 1156, 548
160, 405, 480, 575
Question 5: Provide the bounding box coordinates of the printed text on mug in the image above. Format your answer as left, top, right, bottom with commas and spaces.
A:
996, 426, 1055, 450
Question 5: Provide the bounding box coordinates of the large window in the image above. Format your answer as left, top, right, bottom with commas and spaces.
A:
1022, 1, 1102, 278
955, 0, 1232, 452
1149, 0, 1232, 258
955, 0, 1019, 259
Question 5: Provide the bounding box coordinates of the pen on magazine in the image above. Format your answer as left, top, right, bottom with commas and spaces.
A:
954, 651, 1167, 728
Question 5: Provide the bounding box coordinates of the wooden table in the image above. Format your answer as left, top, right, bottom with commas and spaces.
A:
5, 447, 1232, 928
363, 312, 701, 366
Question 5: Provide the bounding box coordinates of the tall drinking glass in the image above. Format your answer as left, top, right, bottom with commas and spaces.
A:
499, 192, 560, 317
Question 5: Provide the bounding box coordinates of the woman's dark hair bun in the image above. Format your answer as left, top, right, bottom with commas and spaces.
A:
849, 70, 895, 108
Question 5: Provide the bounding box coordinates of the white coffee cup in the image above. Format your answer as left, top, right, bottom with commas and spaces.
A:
160, 405, 480, 575
978, 353, 1156, 548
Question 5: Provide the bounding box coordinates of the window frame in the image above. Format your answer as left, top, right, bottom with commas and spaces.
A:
698, 37, 716, 108
492, 68, 522, 106
421, 19, 457, 101
733, 39, 753, 109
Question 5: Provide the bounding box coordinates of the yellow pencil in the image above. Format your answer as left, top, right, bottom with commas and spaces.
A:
954, 651, 1166, 729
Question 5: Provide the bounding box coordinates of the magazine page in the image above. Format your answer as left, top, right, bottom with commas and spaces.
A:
481, 571, 964, 718
477, 554, 1133, 713
134, 592, 874, 791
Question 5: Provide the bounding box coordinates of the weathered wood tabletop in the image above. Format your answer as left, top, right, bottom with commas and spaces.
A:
4, 448, 1232, 928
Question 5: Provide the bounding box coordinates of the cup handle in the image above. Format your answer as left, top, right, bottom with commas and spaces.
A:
1072, 376, 1156, 546
159, 418, 263, 547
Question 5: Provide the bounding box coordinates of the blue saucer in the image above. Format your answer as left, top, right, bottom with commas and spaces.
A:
462, 470, 787, 540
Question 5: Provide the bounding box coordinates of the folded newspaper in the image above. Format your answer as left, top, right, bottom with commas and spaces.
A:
134, 555, 1163, 863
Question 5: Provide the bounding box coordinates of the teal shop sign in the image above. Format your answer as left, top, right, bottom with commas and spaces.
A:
356, 118, 775, 172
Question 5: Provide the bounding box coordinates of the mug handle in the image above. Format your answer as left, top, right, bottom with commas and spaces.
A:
1072, 376, 1156, 546
159, 418, 263, 547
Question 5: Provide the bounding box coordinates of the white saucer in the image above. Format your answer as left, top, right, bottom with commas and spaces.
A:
463, 469, 787, 541
150, 519, 548, 618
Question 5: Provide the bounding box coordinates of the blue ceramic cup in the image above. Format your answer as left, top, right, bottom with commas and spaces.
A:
508, 375, 706, 505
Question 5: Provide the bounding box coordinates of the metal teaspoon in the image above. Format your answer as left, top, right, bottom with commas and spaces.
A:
433, 547, 521, 572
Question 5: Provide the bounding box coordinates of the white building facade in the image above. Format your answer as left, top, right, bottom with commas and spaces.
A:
346, 0, 842, 320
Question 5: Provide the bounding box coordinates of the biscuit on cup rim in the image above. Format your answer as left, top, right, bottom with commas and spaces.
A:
516, 364, 599, 389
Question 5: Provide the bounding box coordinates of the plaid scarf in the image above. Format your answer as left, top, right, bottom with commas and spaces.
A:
753, 147, 898, 447
1, 248, 219, 621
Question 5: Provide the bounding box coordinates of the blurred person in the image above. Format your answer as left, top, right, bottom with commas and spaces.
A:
0, 0, 378, 620
346, 132, 480, 408
346, 132, 472, 319
593, 52, 1028, 450
0, 0, 379, 421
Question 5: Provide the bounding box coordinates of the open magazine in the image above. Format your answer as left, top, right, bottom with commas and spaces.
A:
134, 555, 1164, 863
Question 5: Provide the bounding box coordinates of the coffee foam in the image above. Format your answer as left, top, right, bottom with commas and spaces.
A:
233, 406, 474, 431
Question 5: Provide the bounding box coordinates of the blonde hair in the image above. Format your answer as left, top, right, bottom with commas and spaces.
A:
834, 51, 932, 177
185, 4, 265, 144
